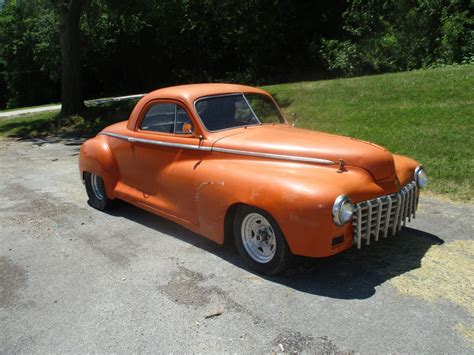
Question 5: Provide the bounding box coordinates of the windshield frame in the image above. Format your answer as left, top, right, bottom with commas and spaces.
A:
193, 92, 287, 133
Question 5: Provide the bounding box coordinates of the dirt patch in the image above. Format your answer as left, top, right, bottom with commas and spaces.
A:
158, 266, 211, 307
273, 332, 349, 354
0, 256, 27, 308
158, 265, 247, 315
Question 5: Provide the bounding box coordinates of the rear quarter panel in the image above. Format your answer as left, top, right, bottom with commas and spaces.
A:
79, 135, 120, 198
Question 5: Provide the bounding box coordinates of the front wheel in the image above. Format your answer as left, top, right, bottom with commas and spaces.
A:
234, 206, 292, 275
84, 172, 114, 211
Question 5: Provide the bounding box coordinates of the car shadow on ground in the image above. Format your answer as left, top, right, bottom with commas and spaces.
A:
106, 201, 443, 300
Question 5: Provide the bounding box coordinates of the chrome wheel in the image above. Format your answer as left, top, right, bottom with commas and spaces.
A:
241, 213, 276, 263
90, 173, 105, 200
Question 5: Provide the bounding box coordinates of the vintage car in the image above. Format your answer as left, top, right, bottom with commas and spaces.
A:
79, 83, 428, 274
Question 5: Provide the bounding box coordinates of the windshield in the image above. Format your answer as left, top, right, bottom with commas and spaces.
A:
195, 93, 285, 131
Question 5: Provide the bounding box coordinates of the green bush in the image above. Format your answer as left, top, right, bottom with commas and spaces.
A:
320, 0, 473, 76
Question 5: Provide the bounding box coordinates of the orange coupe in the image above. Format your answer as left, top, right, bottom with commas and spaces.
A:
79, 84, 428, 274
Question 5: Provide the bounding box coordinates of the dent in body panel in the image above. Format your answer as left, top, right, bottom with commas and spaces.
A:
193, 156, 374, 256
195, 179, 228, 244
192, 152, 417, 257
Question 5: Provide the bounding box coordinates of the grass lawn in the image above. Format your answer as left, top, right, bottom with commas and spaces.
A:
0, 65, 472, 200
265, 65, 474, 201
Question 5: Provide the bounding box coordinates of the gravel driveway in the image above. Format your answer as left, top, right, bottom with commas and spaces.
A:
1, 138, 473, 353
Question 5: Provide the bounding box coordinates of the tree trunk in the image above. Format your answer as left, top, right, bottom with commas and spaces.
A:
59, 0, 85, 116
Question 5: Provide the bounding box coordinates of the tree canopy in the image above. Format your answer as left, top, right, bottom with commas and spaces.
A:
0, 0, 472, 109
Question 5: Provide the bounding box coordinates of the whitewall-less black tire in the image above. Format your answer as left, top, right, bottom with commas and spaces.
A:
234, 206, 291, 275
84, 172, 114, 211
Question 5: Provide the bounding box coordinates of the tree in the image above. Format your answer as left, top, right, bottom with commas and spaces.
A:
55, 0, 86, 115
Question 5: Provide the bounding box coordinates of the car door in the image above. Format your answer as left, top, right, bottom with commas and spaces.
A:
127, 100, 202, 225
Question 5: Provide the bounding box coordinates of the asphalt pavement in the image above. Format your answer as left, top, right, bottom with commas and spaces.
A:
0, 138, 473, 353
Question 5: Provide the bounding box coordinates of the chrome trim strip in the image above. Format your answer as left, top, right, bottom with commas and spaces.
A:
374, 197, 382, 241
393, 192, 402, 236
356, 205, 362, 249
99, 132, 211, 151
412, 184, 417, 219
407, 186, 413, 222
383, 195, 392, 238
399, 187, 407, 230
99, 131, 335, 165
399, 188, 405, 229
99, 131, 128, 142
211, 147, 335, 165
366, 203, 372, 245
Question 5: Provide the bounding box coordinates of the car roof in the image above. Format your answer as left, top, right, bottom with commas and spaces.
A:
145, 83, 269, 102
126, 83, 275, 132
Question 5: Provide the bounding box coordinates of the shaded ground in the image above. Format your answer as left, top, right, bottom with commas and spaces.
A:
0, 138, 473, 353
0, 94, 144, 118
0, 99, 138, 139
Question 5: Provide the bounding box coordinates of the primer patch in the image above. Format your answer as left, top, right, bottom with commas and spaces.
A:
390, 240, 474, 346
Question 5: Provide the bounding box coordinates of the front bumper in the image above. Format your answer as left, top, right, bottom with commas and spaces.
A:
352, 181, 418, 248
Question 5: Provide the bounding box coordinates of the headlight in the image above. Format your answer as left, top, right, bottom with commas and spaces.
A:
332, 195, 354, 226
414, 166, 428, 188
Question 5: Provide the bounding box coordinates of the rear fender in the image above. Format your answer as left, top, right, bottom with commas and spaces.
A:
79, 135, 119, 199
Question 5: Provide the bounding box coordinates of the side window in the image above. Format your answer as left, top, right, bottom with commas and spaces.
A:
140, 103, 194, 134
140, 103, 175, 133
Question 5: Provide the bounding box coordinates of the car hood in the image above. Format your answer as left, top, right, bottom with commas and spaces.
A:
212, 125, 396, 181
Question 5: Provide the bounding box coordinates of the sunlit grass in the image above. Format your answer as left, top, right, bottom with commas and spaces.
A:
264, 65, 474, 201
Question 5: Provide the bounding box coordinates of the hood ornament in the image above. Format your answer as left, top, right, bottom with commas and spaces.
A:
337, 159, 346, 173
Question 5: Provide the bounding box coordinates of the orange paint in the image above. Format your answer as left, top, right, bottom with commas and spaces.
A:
79, 84, 421, 258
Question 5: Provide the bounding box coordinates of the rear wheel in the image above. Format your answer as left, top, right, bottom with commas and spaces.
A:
234, 206, 291, 275
85, 172, 114, 211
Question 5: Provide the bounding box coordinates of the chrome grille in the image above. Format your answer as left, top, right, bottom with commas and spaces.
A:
352, 181, 418, 249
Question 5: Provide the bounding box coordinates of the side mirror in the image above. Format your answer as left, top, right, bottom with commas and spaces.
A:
182, 122, 194, 134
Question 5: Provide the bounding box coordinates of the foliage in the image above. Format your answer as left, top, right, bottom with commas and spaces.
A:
0, 0, 345, 108
320, 0, 474, 76
0, 0, 60, 108
0, 0, 472, 108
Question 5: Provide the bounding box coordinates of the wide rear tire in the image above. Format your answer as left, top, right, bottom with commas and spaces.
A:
84, 172, 114, 211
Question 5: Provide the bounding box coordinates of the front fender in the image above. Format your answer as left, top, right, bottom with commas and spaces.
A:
393, 154, 419, 184
79, 135, 119, 199
194, 157, 382, 257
